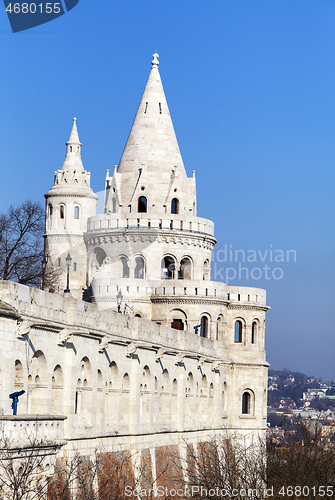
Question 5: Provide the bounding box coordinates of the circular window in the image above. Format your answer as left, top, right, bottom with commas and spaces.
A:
174, 188, 177, 192
141, 186, 145, 191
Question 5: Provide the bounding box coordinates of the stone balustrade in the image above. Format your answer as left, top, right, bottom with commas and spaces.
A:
86, 213, 215, 237
0, 415, 66, 449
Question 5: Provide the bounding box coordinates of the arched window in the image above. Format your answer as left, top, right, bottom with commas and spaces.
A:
252, 322, 257, 344
134, 256, 145, 279
120, 257, 129, 278
94, 247, 107, 267
48, 204, 53, 219
200, 316, 208, 338
60, 205, 65, 219
234, 320, 242, 343
161, 256, 175, 279
242, 391, 251, 414
112, 198, 116, 213
138, 196, 147, 213
216, 316, 222, 341
74, 206, 79, 219
178, 257, 192, 279
171, 198, 179, 214
203, 259, 210, 280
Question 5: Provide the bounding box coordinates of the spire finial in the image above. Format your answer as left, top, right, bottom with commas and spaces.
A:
151, 52, 159, 69
73, 117, 77, 122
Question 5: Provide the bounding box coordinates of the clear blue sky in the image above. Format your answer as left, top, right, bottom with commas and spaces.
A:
1, 0, 334, 380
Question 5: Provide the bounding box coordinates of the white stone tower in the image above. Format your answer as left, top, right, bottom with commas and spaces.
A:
44, 119, 98, 297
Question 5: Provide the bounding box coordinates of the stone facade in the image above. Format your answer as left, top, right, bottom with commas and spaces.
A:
0, 54, 269, 470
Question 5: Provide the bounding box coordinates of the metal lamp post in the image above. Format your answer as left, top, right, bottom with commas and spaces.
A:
64, 252, 72, 293
116, 289, 123, 313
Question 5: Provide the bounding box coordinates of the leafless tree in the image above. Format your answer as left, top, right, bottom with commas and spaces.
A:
178, 433, 266, 500
0, 201, 44, 287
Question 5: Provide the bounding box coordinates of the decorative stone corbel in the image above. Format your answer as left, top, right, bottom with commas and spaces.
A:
211, 360, 223, 372
126, 342, 137, 357
155, 348, 167, 362
175, 353, 185, 365
17, 320, 33, 339
197, 357, 205, 368
57, 328, 73, 346
99, 337, 109, 353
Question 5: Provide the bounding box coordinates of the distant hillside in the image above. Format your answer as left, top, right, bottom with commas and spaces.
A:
268, 368, 319, 407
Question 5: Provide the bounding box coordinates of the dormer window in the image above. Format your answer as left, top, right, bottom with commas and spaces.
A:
138, 196, 147, 213
171, 198, 179, 214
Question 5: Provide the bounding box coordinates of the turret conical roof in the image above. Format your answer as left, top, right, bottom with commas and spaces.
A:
113, 53, 195, 215
118, 53, 186, 176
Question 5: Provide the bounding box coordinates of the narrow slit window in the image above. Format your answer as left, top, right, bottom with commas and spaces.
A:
74, 206, 79, 219
234, 320, 242, 343
144, 102, 148, 113
159, 103, 162, 114
60, 205, 65, 219
252, 322, 257, 344
242, 392, 250, 414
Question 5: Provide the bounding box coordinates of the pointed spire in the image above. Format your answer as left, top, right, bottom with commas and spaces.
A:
67, 117, 82, 146
115, 53, 196, 213
61, 118, 84, 172
118, 53, 186, 176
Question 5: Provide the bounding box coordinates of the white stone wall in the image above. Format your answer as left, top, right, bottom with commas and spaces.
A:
0, 281, 268, 458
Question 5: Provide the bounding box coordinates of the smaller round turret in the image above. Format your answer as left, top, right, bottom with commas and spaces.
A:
44, 118, 98, 298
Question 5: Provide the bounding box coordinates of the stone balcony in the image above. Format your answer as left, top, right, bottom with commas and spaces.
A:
0, 415, 67, 459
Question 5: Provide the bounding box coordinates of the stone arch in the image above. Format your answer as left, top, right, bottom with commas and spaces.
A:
170, 308, 187, 331
171, 378, 178, 426
171, 198, 179, 214
51, 365, 64, 414
251, 318, 260, 344
118, 255, 129, 278
74, 205, 80, 219
234, 317, 246, 343
159, 369, 170, 422
107, 362, 119, 422
242, 389, 255, 415
203, 259, 210, 280
94, 247, 108, 267
59, 203, 66, 221
199, 313, 211, 338
96, 369, 104, 423
216, 315, 223, 341
121, 373, 130, 427
185, 372, 195, 426
79, 357, 92, 416
14, 360, 24, 387
138, 196, 147, 213
161, 254, 176, 279
140, 366, 151, 419
178, 256, 192, 280
199, 375, 208, 422
134, 255, 146, 279
30, 350, 48, 414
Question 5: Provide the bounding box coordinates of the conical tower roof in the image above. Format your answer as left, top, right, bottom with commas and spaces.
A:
118, 53, 186, 176
114, 53, 195, 214
46, 118, 98, 199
